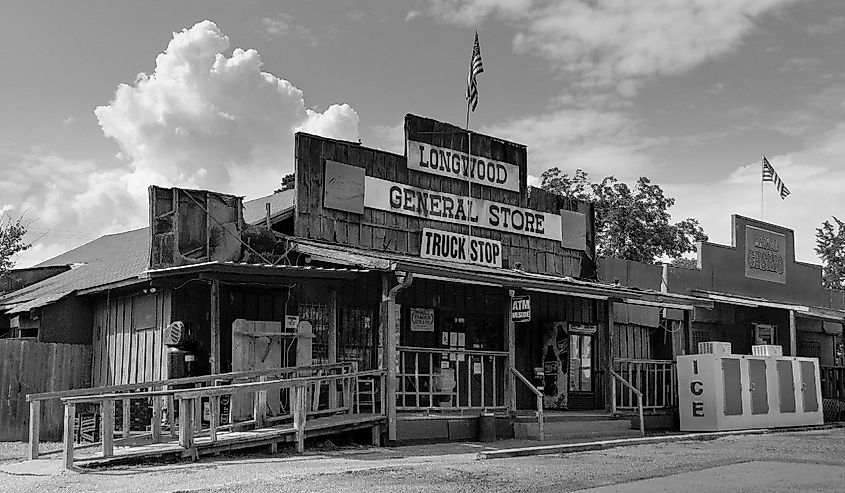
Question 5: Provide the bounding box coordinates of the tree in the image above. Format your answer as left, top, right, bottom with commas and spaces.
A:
815, 217, 845, 290
0, 213, 31, 276
275, 173, 295, 193
540, 168, 707, 263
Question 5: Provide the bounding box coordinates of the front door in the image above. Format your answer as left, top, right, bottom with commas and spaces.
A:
567, 329, 595, 409
542, 322, 597, 410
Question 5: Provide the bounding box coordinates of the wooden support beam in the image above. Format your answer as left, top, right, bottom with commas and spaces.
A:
210, 278, 221, 374
209, 396, 219, 443
102, 400, 114, 458
371, 424, 380, 446
63, 403, 75, 470
167, 395, 176, 437
152, 394, 162, 443
179, 398, 194, 450
122, 397, 131, 439
789, 310, 798, 356
328, 288, 338, 410
29, 400, 40, 460
506, 289, 516, 414
254, 376, 267, 428
606, 301, 616, 412
293, 385, 306, 453
194, 397, 202, 432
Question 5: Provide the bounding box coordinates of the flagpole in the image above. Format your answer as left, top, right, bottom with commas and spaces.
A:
466, 100, 473, 238
760, 155, 764, 221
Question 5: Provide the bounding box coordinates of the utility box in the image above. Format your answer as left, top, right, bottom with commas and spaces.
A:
752, 345, 783, 357
698, 341, 732, 355
677, 353, 823, 432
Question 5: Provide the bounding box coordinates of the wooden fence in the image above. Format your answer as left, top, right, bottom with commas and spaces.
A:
0, 339, 91, 441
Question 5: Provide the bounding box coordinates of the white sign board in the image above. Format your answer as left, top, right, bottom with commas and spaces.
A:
420, 228, 503, 268
364, 176, 562, 241
511, 296, 531, 322
406, 139, 521, 192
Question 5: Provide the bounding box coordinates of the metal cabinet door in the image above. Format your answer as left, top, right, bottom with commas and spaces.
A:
800, 361, 819, 413
776, 360, 795, 413
748, 359, 769, 415
722, 358, 743, 416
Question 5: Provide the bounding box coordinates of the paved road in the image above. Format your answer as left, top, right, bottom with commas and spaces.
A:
3, 428, 845, 492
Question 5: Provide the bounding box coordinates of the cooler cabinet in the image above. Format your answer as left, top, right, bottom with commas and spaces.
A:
677, 353, 823, 432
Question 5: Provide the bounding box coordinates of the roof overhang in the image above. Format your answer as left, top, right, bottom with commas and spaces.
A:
691, 289, 845, 323
292, 238, 712, 310
144, 261, 370, 281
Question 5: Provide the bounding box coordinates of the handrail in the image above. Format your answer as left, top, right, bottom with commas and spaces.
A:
610, 370, 645, 437
509, 367, 544, 441
60, 369, 386, 404
27, 361, 355, 402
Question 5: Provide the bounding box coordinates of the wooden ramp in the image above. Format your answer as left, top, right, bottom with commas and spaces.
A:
69, 414, 384, 468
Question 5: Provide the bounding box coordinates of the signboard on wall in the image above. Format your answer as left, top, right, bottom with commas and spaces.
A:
420, 228, 502, 268
406, 139, 520, 192
364, 176, 562, 241
745, 225, 786, 284
410, 308, 435, 332
511, 296, 531, 322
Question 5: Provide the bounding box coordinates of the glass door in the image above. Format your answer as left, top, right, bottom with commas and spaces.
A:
569, 333, 593, 392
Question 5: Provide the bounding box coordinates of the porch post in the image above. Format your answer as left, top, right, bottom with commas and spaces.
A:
382, 271, 413, 443
606, 301, 616, 411
329, 287, 338, 410
210, 278, 221, 374
506, 289, 516, 414
789, 309, 797, 356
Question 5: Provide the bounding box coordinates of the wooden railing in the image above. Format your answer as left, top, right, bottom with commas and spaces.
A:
610, 370, 644, 437
56, 368, 385, 469
821, 366, 845, 401
510, 367, 544, 441
396, 347, 507, 411
613, 359, 677, 410
27, 362, 360, 461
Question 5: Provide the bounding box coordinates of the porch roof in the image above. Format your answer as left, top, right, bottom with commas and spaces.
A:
691, 289, 845, 322
291, 238, 713, 311
143, 261, 370, 281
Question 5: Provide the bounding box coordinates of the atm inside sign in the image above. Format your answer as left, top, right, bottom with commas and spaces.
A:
511, 296, 531, 323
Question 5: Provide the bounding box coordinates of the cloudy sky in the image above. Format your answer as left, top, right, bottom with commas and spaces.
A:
2, 0, 844, 267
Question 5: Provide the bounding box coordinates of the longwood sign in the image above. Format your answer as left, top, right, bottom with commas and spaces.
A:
406, 139, 520, 192
420, 228, 503, 268
364, 176, 562, 241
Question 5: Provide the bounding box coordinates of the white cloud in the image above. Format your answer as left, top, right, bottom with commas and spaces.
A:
95, 19, 358, 199
421, 0, 798, 93
7, 20, 358, 268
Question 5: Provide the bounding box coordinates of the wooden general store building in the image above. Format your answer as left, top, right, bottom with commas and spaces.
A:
87, 114, 704, 443
31, 113, 845, 457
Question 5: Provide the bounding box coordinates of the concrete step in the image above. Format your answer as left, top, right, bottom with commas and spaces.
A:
514, 417, 636, 440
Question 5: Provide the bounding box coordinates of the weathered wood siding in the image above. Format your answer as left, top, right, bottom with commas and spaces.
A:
92, 290, 170, 386
0, 339, 91, 441
294, 115, 593, 277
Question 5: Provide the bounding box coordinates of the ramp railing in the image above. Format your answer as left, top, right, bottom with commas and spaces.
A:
27, 362, 364, 462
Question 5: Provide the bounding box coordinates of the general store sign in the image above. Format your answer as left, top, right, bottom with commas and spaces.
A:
745, 225, 786, 284
406, 139, 520, 192
420, 228, 503, 268
364, 176, 562, 241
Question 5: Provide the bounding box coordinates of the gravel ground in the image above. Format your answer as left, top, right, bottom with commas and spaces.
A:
3, 429, 845, 492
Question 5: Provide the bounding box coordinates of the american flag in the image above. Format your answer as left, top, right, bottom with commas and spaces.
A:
466, 31, 484, 112
762, 155, 790, 199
